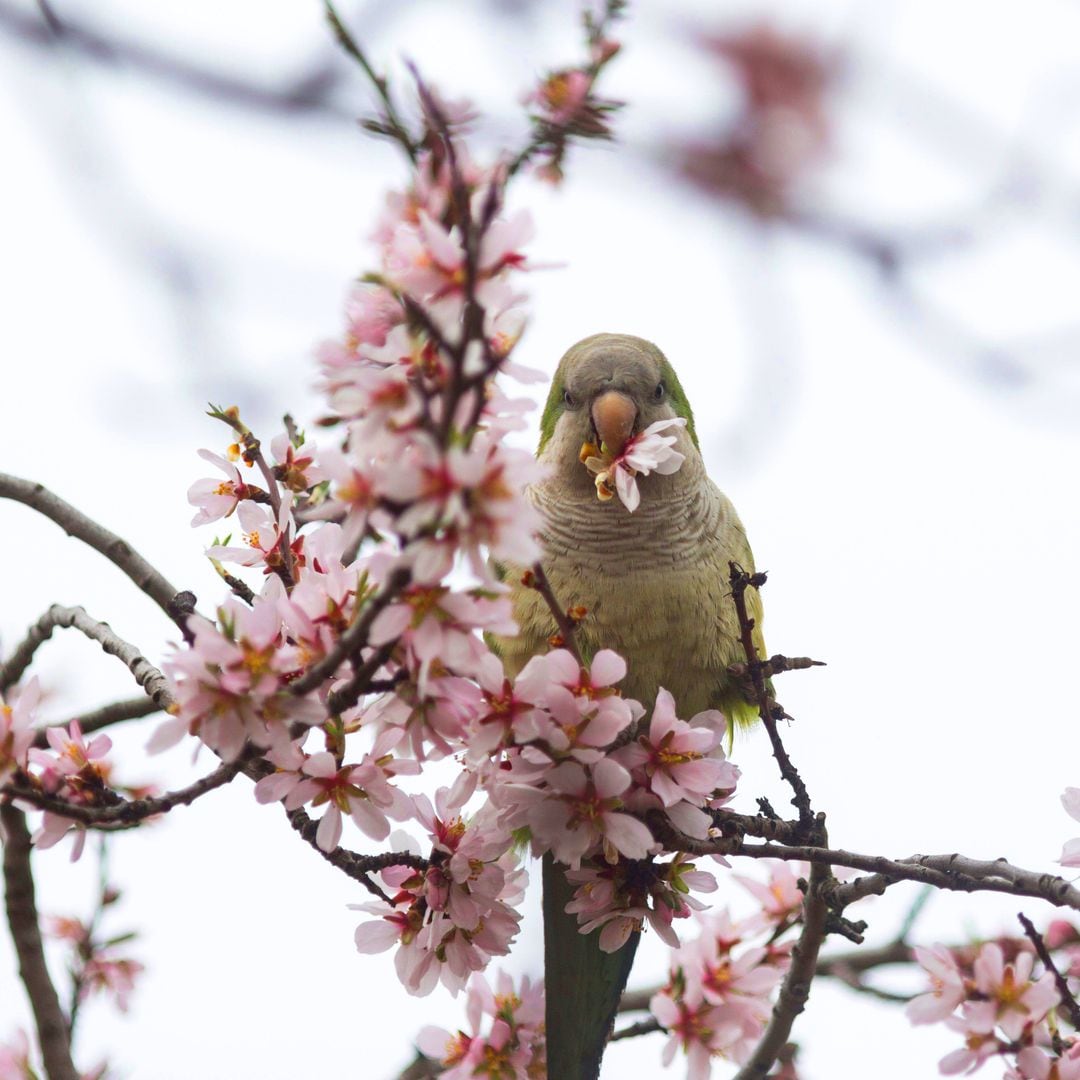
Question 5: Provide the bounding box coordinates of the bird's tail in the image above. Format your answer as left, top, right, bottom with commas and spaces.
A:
543, 855, 639, 1080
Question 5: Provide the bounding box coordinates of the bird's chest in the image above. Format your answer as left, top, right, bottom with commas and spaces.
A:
507, 499, 744, 715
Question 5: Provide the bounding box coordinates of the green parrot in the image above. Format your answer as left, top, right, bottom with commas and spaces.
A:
498, 333, 765, 1080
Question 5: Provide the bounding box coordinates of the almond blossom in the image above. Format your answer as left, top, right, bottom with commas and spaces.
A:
415, 970, 545, 1080
509, 758, 655, 868
1061, 787, 1080, 867
962, 942, 1058, 1042
907, 944, 968, 1025
187, 448, 265, 527
583, 416, 687, 512
613, 689, 732, 809
0, 677, 37, 784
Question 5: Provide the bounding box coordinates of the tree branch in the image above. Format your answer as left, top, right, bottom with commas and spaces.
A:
32, 697, 160, 750
0, 473, 184, 623
4, 756, 245, 827
1, 804, 80, 1080
0, 0, 348, 118
3, 605, 175, 712
684, 838, 1080, 913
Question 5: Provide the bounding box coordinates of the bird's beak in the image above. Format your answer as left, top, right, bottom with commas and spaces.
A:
591, 391, 637, 457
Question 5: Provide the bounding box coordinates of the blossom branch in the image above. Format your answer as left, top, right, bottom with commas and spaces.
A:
506, 0, 626, 179
288, 566, 410, 695
322, 0, 419, 162
1, 804, 80, 1080
0, 472, 183, 623
525, 562, 584, 664
728, 563, 815, 829
733, 860, 830, 1080
1018, 911, 1080, 1032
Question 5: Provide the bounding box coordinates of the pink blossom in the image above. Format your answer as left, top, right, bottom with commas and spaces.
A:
735, 860, 806, 928
514, 758, 654, 868
187, 448, 264, 527
613, 687, 735, 808
1061, 787, 1080, 867
0, 1030, 34, 1080
583, 417, 687, 512
206, 497, 301, 578
961, 942, 1058, 1042
415, 971, 545, 1079
0, 677, 38, 784
270, 433, 323, 494
907, 944, 968, 1024
157, 596, 323, 760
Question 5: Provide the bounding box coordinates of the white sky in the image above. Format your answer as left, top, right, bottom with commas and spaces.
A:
2, 0, 1079, 1077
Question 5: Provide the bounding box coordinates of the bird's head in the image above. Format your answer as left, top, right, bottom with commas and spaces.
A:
537, 333, 700, 500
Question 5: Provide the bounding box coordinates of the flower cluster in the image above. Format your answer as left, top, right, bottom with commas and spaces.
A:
416, 970, 545, 1079
353, 791, 525, 996
907, 939, 1062, 1076
649, 866, 806, 1079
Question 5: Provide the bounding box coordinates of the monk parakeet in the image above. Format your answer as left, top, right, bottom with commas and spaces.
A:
499, 333, 765, 1079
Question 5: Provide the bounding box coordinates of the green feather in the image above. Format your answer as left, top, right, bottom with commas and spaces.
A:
659, 358, 699, 449
538, 377, 565, 454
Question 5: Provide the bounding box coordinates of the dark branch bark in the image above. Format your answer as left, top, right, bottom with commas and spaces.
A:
1, 804, 79, 1080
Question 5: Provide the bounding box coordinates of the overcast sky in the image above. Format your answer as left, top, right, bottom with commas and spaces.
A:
2, 1, 1079, 1077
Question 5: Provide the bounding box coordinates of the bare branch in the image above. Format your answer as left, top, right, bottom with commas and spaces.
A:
1, 804, 80, 1080
728, 564, 814, 830
0, 473, 183, 623
33, 697, 161, 749
0, 0, 348, 118
525, 562, 585, 665
682, 837, 1080, 914
609, 1016, 662, 1042
284, 803, 426, 902
4, 605, 174, 712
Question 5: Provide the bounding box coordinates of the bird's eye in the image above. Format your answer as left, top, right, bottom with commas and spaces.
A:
562, 388, 576, 408
653, 381, 666, 401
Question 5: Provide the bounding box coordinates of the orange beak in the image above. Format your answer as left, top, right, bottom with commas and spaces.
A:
591, 391, 637, 457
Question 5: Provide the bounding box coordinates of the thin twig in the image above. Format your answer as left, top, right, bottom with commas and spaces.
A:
322, 0, 418, 162
4, 757, 246, 827
733, 861, 830, 1079
1018, 912, 1080, 1031
0, 0, 346, 117
526, 562, 584, 665
284, 805, 426, 902
0, 473, 183, 623
609, 1016, 662, 1042
1, 804, 80, 1080
728, 564, 814, 829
